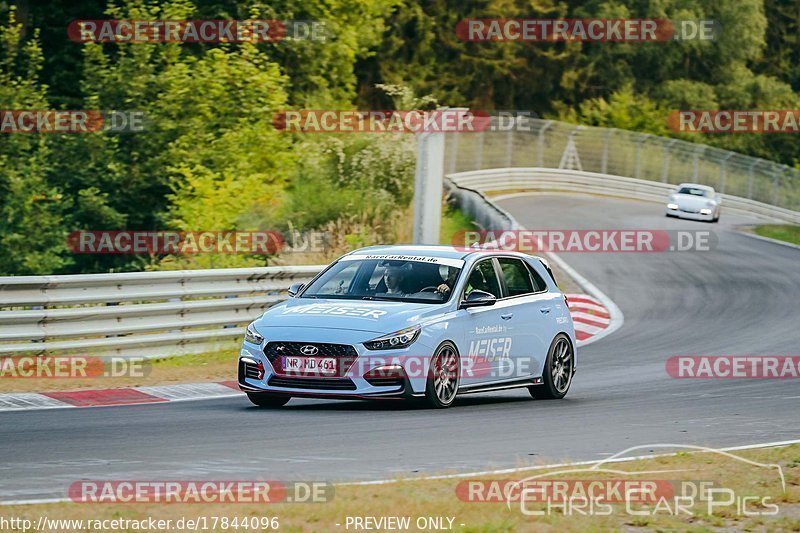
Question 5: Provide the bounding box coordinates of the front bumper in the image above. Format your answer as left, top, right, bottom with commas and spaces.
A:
666, 207, 715, 221
238, 332, 433, 400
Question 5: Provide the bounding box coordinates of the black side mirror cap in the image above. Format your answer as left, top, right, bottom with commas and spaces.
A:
460, 290, 497, 309
287, 282, 305, 297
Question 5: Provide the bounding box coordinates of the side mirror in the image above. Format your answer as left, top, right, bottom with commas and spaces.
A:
460, 290, 497, 309
287, 282, 305, 297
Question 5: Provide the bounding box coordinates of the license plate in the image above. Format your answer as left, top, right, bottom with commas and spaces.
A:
283, 356, 336, 376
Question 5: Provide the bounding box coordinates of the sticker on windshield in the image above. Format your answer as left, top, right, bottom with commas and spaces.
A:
341, 254, 465, 268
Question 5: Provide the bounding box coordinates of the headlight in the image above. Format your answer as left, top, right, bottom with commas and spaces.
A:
700, 208, 713, 215
244, 323, 264, 345
363, 326, 421, 350
667, 203, 679, 210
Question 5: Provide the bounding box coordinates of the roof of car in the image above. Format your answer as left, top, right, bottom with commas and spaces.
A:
677, 183, 715, 191
347, 244, 536, 262
347, 245, 472, 260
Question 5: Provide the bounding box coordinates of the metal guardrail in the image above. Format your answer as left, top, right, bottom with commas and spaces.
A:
447, 168, 800, 224
0, 266, 325, 357
443, 118, 800, 214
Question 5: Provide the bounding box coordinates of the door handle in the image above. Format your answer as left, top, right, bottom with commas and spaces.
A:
539, 307, 551, 314
500, 313, 513, 320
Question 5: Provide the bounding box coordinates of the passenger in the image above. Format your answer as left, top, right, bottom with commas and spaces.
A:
436, 266, 459, 295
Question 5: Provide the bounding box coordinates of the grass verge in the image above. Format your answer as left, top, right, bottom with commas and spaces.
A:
3, 444, 798, 532
753, 224, 800, 246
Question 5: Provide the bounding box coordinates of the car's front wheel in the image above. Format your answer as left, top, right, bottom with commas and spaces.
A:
246, 393, 290, 408
529, 334, 574, 400
425, 341, 460, 408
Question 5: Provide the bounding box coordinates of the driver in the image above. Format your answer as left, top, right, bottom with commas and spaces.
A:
382, 265, 407, 295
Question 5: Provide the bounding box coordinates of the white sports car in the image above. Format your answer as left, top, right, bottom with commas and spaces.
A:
665, 183, 721, 222
238, 245, 577, 408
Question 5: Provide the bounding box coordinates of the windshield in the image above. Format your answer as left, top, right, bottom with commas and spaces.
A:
677, 187, 710, 197
300, 257, 463, 304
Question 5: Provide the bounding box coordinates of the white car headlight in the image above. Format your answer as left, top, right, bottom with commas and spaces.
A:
244, 323, 264, 345
700, 208, 713, 215
363, 326, 421, 351
667, 203, 679, 210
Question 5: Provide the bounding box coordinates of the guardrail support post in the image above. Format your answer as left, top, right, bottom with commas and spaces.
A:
601, 129, 613, 174
720, 152, 733, 194
634, 134, 649, 179
447, 133, 458, 174
475, 130, 484, 169
505, 116, 515, 167
538, 120, 553, 167
772, 170, 781, 206
747, 160, 758, 199
661, 139, 675, 183
692, 145, 706, 182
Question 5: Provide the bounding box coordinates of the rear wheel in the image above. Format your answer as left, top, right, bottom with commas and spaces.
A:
246, 393, 290, 408
529, 334, 574, 400
424, 342, 460, 408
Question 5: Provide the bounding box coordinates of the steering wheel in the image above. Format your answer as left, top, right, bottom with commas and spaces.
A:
419, 286, 441, 293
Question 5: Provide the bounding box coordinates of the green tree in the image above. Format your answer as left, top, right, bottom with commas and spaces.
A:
0, 8, 69, 275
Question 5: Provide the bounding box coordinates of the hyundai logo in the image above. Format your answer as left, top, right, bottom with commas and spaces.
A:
300, 345, 318, 356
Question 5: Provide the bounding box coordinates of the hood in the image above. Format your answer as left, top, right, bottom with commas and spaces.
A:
254, 298, 448, 334
674, 194, 714, 211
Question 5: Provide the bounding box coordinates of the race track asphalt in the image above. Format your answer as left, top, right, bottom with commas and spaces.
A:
1, 194, 798, 502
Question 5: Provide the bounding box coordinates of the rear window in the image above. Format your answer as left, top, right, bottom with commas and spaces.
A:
498, 258, 534, 296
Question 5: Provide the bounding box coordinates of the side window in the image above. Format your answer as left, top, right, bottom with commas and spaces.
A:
526, 263, 548, 292
497, 258, 534, 296
464, 259, 502, 298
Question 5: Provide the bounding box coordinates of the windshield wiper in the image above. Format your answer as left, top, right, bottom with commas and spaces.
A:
362, 295, 401, 301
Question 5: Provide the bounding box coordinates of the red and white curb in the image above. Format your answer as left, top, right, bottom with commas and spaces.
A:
0, 381, 241, 412
546, 251, 624, 347
0, 291, 616, 413
565, 293, 611, 345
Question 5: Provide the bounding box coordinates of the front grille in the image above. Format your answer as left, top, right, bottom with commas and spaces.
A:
239, 360, 262, 380
265, 341, 358, 377
264, 341, 357, 360
268, 375, 357, 391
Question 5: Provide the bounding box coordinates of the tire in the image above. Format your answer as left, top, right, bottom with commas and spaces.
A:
424, 341, 460, 408
529, 334, 574, 400
246, 393, 290, 408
